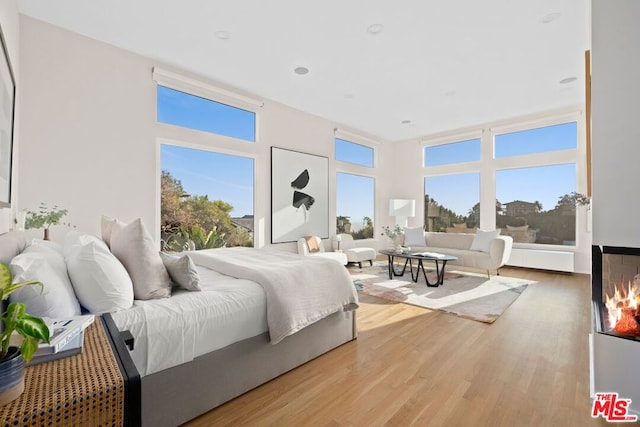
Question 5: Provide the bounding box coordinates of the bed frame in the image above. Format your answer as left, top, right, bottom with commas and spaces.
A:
103, 310, 357, 427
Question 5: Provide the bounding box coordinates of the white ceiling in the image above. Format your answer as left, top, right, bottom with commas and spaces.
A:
17, 0, 590, 142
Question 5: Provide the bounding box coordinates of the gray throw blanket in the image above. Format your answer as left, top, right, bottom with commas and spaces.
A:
187, 247, 358, 344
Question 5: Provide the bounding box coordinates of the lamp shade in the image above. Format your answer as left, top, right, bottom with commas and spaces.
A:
389, 199, 416, 217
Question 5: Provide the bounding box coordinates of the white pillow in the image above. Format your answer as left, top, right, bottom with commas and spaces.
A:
403, 226, 426, 247
160, 252, 202, 291
469, 229, 501, 253
64, 231, 134, 314
29, 238, 64, 254
9, 245, 81, 319
63, 230, 103, 258
110, 218, 172, 300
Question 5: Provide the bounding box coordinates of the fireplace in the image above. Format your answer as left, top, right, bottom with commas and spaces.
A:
592, 245, 640, 341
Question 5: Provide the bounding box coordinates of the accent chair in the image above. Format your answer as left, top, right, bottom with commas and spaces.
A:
297, 236, 348, 265
331, 233, 377, 268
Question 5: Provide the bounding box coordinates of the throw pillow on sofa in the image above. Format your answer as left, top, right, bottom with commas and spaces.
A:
469, 229, 501, 253
403, 226, 426, 247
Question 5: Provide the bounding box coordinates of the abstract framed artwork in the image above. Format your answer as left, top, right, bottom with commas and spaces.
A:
0, 24, 15, 208
271, 147, 329, 243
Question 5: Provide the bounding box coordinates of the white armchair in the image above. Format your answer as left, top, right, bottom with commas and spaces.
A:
297, 236, 348, 265
331, 233, 377, 268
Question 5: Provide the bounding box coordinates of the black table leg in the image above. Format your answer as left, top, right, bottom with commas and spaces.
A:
415, 259, 449, 287
387, 254, 411, 279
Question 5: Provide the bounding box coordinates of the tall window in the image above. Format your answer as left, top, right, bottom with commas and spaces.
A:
157, 80, 257, 250
157, 85, 256, 142
160, 144, 254, 251
424, 173, 480, 232
494, 121, 578, 246
336, 173, 374, 239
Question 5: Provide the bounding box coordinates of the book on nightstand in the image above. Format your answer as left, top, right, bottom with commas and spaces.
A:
27, 331, 85, 366
42, 314, 95, 354
11, 314, 95, 366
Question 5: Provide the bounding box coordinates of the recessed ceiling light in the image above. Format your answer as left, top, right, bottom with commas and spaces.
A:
539, 12, 561, 24
444, 90, 457, 97
215, 30, 230, 40
344, 93, 355, 99
367, 24, 384, 35
401, 119, 412, 125
559, 76, 577, 84
294, 67, 309, 75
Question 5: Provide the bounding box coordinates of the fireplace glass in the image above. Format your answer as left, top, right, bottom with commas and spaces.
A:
592, 245, 640, 341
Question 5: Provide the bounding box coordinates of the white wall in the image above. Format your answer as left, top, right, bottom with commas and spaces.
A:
590, 0, 640, 413
591, 0, 640, 248
18, 16, 391, 248
0, 0, 18, 233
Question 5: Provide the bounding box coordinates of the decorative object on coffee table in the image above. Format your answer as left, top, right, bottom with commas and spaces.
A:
381, 225, 404, 252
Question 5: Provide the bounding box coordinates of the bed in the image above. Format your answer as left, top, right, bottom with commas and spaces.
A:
1, 230, 358, 427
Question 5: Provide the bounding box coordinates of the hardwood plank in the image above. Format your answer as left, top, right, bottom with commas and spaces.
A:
184, 268, 620, 426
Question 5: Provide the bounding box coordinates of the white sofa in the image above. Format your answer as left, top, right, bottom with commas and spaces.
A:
405, 231, 513, 276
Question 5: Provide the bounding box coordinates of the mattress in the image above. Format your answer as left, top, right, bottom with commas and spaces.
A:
110, 265, 267, 376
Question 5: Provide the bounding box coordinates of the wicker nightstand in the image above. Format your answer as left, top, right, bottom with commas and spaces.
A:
0, 317, 139, 427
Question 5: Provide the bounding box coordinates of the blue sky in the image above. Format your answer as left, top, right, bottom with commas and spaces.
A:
425, 122, 578, 216
336, 172, 374, 230
161, 144, 254, 217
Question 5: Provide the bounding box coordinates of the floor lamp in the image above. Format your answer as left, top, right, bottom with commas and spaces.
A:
389, 199, 416, 228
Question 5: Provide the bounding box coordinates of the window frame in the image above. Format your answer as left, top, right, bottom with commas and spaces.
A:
153, 67, 261, 144
335, 171, 376, 240
157, 138, 257, 249
335, 138, 375, 168
422, 110, 585, 250
423, 136, 482, 167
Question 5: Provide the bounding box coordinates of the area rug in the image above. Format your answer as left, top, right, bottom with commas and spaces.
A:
350, 263, 533, 323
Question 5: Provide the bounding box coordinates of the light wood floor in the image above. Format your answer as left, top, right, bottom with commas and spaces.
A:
185, 267, 625, 427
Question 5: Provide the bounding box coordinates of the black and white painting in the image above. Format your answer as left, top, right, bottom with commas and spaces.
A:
271, 147, 328, 243
0, 24, 14, 208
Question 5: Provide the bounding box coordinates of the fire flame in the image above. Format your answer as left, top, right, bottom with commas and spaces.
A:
604, 279, 640, 335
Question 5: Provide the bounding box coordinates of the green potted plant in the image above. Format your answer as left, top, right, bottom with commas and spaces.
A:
0, 263, 50, 406
25, 203, 72, 240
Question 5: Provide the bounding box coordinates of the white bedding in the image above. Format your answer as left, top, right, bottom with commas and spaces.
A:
188, 247, 359, 344
110, 266, 267, 376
